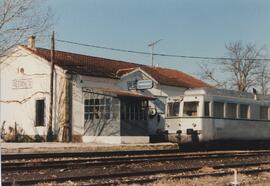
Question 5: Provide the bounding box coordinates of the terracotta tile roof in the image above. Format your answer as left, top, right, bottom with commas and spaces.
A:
24, 46, 209, 88
83, 88, 156, 100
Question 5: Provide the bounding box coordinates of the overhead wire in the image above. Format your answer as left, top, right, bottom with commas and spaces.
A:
55, 38, 270, 61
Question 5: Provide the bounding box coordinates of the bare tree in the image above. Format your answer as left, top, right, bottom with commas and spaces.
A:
199, 63, 228, 89
200, 41, 268, 93
257, 61, 270, 95
0, 0, 52, 56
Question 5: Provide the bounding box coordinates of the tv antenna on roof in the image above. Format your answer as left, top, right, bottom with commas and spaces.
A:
148, 39, 162, 67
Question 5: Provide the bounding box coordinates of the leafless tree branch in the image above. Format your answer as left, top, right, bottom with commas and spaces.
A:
200, 41, 269, 94
0, 0, 53, 57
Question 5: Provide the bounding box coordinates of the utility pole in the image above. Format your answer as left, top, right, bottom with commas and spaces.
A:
47, 31, 55, 142
148, 39, 161, 66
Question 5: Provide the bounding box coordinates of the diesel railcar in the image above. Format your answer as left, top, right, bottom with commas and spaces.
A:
165, 88, 270, 144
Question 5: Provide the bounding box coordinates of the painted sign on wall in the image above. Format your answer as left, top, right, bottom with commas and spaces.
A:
12, 78, 32, 89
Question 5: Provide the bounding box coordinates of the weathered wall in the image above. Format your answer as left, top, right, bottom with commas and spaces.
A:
0, 47, 69, 141
70, 75, 120, 142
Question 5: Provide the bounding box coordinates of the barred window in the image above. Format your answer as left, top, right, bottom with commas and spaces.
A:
84, 97, 112, 122
121, 100, 148, 121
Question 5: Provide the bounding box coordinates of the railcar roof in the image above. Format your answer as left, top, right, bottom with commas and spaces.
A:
184, 88, 270, 102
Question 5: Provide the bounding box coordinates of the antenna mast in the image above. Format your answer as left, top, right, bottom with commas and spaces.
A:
148, 39, 162, 66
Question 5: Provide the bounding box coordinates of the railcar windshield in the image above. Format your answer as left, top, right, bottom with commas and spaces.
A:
167, 101, 180, 117
183, 101, 199, 116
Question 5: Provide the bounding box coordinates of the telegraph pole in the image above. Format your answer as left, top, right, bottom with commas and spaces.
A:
148, 39, 161, 66
47, 31, 55, 142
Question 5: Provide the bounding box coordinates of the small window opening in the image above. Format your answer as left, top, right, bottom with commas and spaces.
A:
35, 99, 45, 126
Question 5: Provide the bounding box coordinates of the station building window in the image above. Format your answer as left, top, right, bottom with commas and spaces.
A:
239, 104, 249, 119
121, 100, 148, 121
167, 101, 180, 117
213, 102, 224, 118
35, 99, 45, 126
226, 103, 237, 118
183, 101, 199, 116
84, 97, 112, 122
260, 106, 269, 120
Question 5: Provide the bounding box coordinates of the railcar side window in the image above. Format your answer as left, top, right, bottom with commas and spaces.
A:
183, 102, 199, 116
239, 104, 249, 119
167, 101, 180, 117
260, 106, 269, 120
204, 102, 210, 117
227, 103, 237, 118
213, 102, 224, 118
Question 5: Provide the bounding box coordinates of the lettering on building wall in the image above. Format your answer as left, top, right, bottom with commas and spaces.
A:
12, 78, 33, 89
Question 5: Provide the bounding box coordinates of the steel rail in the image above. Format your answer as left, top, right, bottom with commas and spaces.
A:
3, 150, 270, 171
3, 149, 270, 161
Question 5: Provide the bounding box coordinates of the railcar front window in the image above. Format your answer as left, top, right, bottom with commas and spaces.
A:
239, 104, 249, 119
167, 101, 180, 117
183, 101, 199, 116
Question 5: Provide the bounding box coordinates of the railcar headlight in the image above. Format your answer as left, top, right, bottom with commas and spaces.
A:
178, 123, 181, 127
192, 123, 197, 127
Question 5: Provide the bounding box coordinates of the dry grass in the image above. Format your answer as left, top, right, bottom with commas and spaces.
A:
35, 172, 270, 186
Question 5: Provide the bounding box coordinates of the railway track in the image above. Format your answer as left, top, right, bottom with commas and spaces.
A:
3, 150, 270, 171
3, 161, 270, 185
2, 150, 270, 185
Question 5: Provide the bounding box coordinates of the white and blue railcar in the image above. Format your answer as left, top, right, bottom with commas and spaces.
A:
165, 88, 270, 144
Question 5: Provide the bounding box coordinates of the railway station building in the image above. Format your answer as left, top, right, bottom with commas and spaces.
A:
0, 36, 209, 143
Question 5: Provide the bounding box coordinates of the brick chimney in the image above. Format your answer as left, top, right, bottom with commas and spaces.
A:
28, 35, 36, 49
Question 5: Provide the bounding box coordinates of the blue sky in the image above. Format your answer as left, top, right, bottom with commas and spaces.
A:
41, 0, 270, 78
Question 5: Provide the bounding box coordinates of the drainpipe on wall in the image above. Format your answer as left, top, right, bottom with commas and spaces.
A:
47, 31, 55, 142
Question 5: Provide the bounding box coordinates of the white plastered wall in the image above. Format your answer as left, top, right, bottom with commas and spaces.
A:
116, 69, 187, 135
0, 47, 67, 138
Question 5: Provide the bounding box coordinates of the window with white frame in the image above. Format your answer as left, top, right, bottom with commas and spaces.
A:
84, 96, 112, 122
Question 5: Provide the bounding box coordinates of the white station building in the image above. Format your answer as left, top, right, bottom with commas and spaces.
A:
0, 37, 209, 144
